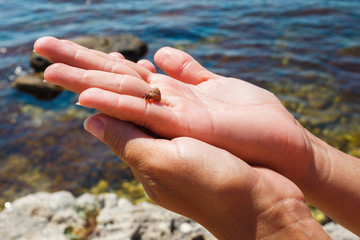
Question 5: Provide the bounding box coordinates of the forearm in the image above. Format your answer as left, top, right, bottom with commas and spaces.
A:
301, 130, 360, 236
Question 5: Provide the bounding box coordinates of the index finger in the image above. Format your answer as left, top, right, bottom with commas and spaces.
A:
34, 36, 152, 80
44, 63, 150, 97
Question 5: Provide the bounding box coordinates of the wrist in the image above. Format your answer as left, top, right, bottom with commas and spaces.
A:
256, 198, 331, 240
272, 120, 321, 189
298, 130, 360, 235
206, 191, 331, 240
296, 129, 332, 197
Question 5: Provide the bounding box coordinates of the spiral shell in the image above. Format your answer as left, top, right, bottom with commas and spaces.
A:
143, 87, 161, 102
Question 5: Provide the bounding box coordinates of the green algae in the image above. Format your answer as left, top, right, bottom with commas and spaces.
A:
64, 206, 99, 240
88, 178, 150, 204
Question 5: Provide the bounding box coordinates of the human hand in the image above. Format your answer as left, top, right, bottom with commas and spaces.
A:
81, 113, 330, 240
34, 37, 360, 235
34, 37, 313, 186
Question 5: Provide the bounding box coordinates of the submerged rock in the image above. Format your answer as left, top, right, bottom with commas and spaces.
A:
11, 72, 63, 100
30, 52, 52, 73
72, 34, 148, 62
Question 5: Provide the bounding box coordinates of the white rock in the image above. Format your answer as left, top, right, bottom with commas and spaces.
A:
76, 192, 99, 210
179, 222, 193, 234
99, 193, 118, 209
0, 191, 216, 240
117, 197, 133, 209
323, 222, 360, 240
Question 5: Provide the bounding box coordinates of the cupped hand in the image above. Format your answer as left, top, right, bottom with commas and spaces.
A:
82, 113, 328, 240
34, 37, 313, 185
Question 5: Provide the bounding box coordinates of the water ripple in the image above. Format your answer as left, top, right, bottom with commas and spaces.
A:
0, 0, 360, 204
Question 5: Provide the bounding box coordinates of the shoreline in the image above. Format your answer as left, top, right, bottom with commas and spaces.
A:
0, 191, 359, 240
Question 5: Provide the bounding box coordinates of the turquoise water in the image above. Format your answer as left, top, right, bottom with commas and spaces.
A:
1, 0, 360, 204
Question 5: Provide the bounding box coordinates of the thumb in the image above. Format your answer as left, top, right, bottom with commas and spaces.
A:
83, 113, 155, 168
84, 113, 168, 201
82, 113, 195, 205
154, 47, 218, 84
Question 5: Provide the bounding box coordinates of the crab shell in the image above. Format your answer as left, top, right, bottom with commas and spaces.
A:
143, 87, 161, 102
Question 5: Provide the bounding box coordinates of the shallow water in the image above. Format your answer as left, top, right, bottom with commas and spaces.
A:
1, 0, 360, 206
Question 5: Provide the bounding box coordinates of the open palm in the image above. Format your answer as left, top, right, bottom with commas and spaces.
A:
35, 37, 313, 181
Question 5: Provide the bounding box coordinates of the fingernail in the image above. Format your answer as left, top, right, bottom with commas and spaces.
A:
109, 52, 125, 60
76, 102, 91, 109
84, 116, 104, 139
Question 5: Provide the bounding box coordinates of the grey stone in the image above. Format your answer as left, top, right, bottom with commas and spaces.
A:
323, 222, 360, 240
99, 193, 118, 209
71, 34, 148, 62
180, 222, 193, 234
117, 197, 134, 210
76, 192, 100, 210
11, 72, 63, 100
0, 191, 76, 240
30, 52, 52, 72
0, 191, 215, 240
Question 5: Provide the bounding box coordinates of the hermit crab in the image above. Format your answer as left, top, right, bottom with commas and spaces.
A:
143, 87, 161, 107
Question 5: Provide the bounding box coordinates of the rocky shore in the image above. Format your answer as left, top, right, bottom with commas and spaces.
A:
0, 191, 215, 240
0, 191, 358, 240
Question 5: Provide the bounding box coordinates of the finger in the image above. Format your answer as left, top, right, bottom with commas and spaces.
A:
35, 37, 117, 66
78, 88, 172, 134
65, 39, 123, 62
34, 36, 151, 80
83, 114, 156, 165
44, 63, 149, 96
137, 59, 157, 73
65, 39, 152, 80
154, 47, 218, 85
108, 52, 125, 60
82, 114, 177, 203
83, 113, 179, 202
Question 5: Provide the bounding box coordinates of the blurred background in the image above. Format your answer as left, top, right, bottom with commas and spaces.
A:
0, 0, 359, 219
